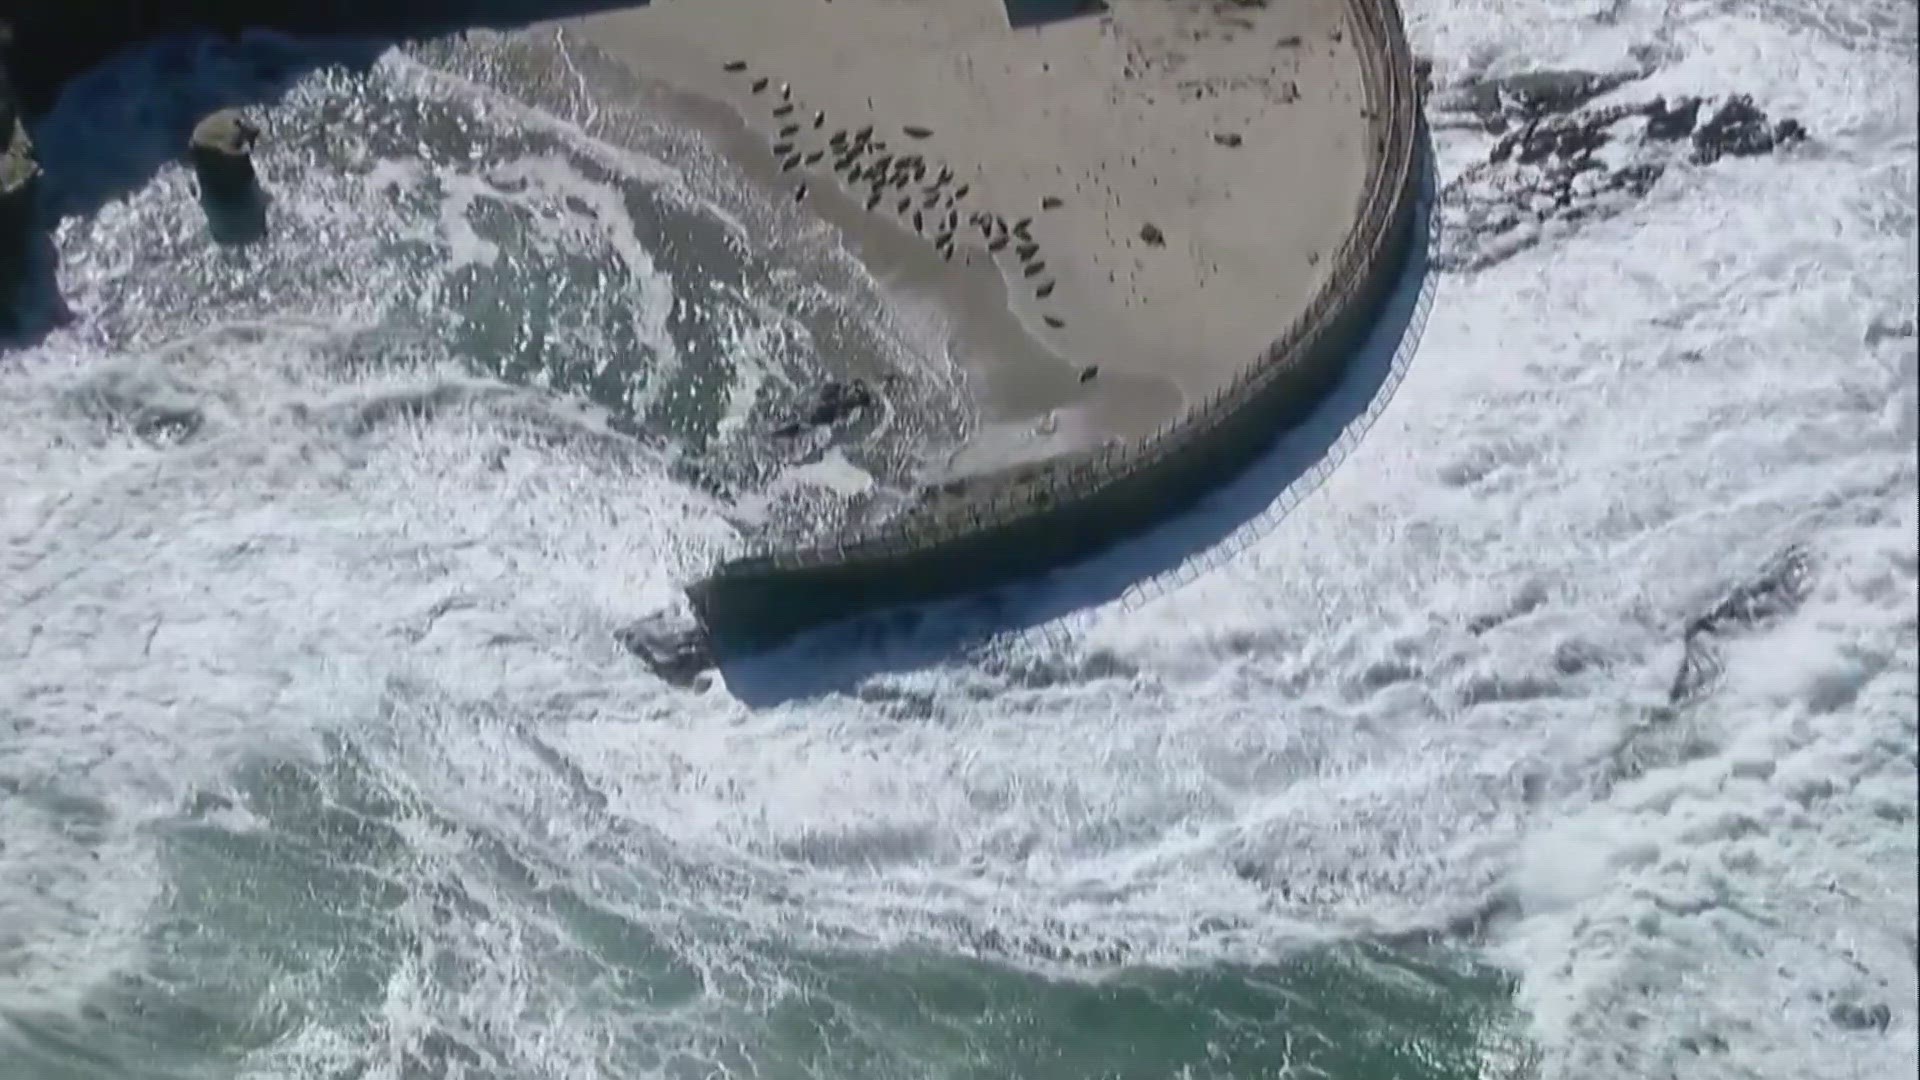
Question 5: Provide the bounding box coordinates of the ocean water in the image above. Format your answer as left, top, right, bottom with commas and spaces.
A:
0, 2, 1913, 1079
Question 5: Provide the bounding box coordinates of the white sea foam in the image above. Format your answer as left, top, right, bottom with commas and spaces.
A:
0, 5, 1913, 1079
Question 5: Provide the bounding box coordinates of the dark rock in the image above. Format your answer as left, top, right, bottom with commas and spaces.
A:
1670, 545, 1810, 704
1692, 94, 1788, 164
1438, 83, 1805, 273
1643, 95, 1703, 141
188, 108, 259, 205
0, 114, 39, 321
1213, 131, 1243, 147
1865, 317, 1915, 347
614, 611, 713, 688
798, 378, 876, 428
1139, 222, 1165, 246
1610, 162, 1664, 195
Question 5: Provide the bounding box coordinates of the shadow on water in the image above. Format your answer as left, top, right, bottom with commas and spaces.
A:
1000, 0, 1113, 30
719, 132, 1440, 707
0, 224, 74, 350
0, 1, 646, 350
200, 184, 271, 246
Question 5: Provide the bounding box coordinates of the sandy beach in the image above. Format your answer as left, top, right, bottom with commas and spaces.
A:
555, 0, 1375, 476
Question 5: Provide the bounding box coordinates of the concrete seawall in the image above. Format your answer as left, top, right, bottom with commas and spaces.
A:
688, 0, 1426, 655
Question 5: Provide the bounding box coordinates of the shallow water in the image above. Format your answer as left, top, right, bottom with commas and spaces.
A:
2, 1, 1915, 1078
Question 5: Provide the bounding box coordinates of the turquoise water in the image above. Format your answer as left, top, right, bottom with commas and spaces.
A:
6, 740, 1525, 1080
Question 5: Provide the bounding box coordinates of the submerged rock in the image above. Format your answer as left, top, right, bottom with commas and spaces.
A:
614, 610, 714, 688
1669, 545, 1811, 704
774, 378, 877, 437
1644, 95, 1703, 141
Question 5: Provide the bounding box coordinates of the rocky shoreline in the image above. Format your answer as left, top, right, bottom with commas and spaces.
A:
1429, 67, 1812, 272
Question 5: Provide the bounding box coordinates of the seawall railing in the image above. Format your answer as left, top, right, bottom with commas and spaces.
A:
689, 0, 1426, 654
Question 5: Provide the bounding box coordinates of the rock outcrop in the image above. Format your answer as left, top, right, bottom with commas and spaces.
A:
189, 107, 259, 202
614, 610, 714, 688
0, 36, 38, 325
1432, 69, 1811, 272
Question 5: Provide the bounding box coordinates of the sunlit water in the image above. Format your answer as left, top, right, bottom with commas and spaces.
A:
2, 2, 1913, 1078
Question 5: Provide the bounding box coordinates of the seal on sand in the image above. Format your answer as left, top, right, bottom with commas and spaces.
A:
750, 76, 770, 93
723, 60, 748, 72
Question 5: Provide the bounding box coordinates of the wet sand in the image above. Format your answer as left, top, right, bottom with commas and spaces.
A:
552, 0, 1375, 476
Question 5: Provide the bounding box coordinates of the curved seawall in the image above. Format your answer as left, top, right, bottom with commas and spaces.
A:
689, 0, 1426, 655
